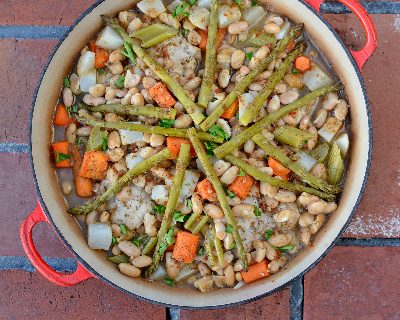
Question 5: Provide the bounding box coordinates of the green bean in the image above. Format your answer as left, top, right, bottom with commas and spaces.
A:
239, 43, 306, 126
213, 83, 341, 158
225, 155, 335, 201
102, 15, 205, 125
141, 237, 158, 256
199, 24, 304, 131
145, 144, 191, 278
252, 133, 341, 194
74, 115, 223, 144
273, 125, 314, 149
198, 0, 218, 108
89, 104, 177, 119
187, 128, 248, 271
68, 148, 171, 215
327, 142, 344, 185
310, 143, 330, 163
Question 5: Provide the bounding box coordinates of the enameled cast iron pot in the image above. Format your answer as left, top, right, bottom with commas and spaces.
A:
20, 0, 377, 309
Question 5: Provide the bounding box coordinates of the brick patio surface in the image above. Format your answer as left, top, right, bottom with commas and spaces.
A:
0, 1, 399, 319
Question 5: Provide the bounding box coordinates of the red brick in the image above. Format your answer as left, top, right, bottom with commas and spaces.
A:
0, 153, 71, 258
0, 0, 97, 26
322, 14, 400, 238
0, 39, 57, 144
304, 246, 400, 320
0, 270, 165, 319
180, 288, 290, 320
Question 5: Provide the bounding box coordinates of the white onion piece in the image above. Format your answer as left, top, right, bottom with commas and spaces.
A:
79, 69, 97, 93
296, 151, 317, 172
119, 123, 144, 145
218, 4, 241, 28
189, 6, 210, 30
242, 6, 266, 29
242, 197, 259, 207
216, 118, 231, 138
206, 92, 225, 115
167, 0, 181, 12
87, 223, 112, 250
151, 185, 169, 205
148, 265, 167, 280
175, 265, 198, 282
334, 132, 349, 157
275, 20, 290, 40
137, 0, 166, 18
95, 26, 124, 50
197, 0, 212, 9
238, 92, 255, 123
178, 170, 200, 202
77, 51, 95, 76
318, 117, 343, 143
125, 154, 144, 170
303, 65, 333, 91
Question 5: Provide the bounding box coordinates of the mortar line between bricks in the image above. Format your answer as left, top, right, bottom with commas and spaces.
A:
0, 143, 30, 153
290, 277, 304, 320
0, 256, 77, 272
337, 238, 400, 247
166, 308, 180, 320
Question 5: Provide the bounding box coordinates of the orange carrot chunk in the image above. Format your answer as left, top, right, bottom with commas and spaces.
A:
53, 104, 75, 127
196, 178, 217, 201
228, 175, 255, 200
241, 260, 269, 283
198, 28, 227, 51
221, 98, 239, 119
166, 137, 196, 159
149, 82, 176, 108
89, 41, 97, 53
172, 231, 200, 263
94, 49, 109, 69
79, 151, 109, 180
294, 56, 311, 72
216, 28, 227, 48
286, 39, 295, 52
71, 146, 94, 198
268, 157, 291, 180
52, 141, 71, 168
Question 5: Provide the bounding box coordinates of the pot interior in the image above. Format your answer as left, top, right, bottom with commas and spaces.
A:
31, 0, 371, 308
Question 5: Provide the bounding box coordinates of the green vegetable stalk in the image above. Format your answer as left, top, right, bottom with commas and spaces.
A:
273, 125, 314, 149
130, 24, 178, 48
310, 143, 330, 163
327, 142, 344, 185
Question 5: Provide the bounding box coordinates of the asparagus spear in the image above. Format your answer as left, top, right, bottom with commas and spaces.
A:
198, 0, 218, 108
327, 142, 344, 185
252, 133, 341, 194
240, 43, 306, 126
141, 237, 158, 256
145, 144, 191, 277
102, 15, 205, 125
86, 126, 107, 151
68, 148, 171, 215
204, 224, 216, 267
187, 128, 248, 271
273, 125, 314, 149
213, 83, 341, 158
190, 215, 210, 234
213, 226, 225, 267
199, 24, 304, 131
89, 103, 177, 120
225, 155, 335, 201
74, 115, 223, 144
310, 143, 330, 163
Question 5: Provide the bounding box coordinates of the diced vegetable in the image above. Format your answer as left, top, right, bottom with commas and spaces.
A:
197, 0, 212, 9
241, 6, 266, 29
327, 142, 344, 185
175, 265, 199, 282
310, 143, 330, 163
94, 49, 109, 69
166, 137, 196, 159
77, 51, 95, 76
238, 92, 256, 120
79, 69, 97, 93
334, 132, 349, 157
303, 64, 333, 91
318, 117, 343, 143
86, 127, 108, 151
119, 127, 144, 145
131, 24, 178, 48
96, 26, 124, 50
294, 55, 311, 72
273, 125, 314, 149
87, 223, 112, 250
79, 151, 109, 180
52, 141, 71, 168
296, 151, 317, 172
228, 175, 255, 200
189, 6, 210, 30
53, 104, 75, 127
221, 98, 239, 119
137, 0, 166, 18
172, 231, 200, 263
149, 82, 176, 108
151, 185, 169, 205
268, 157, 290, 179
218, 4, 241, 28
125, 154, 145, 170
71, 146, 94, 198
178, 170, 201, 203
196, 178, 217, 201
275, 20, 290, 40
247, 29, 276, 47
241, 260, 269, 283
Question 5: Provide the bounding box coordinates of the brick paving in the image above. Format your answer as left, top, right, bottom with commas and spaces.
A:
0, 1, 399, 319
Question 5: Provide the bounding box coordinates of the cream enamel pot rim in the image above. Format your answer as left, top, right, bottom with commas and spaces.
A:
20, 0, 377, 309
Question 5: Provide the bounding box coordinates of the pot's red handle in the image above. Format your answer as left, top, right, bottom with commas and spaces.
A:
305, 0, 378, 69
20, 202, 94, 286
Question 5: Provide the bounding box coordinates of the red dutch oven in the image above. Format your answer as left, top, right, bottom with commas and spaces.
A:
21, 0, 377, 308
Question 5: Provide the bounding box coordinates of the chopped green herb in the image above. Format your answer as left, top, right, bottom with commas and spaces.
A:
225, 224, 233, 233
63, 76, 70, 88
238, 169, 246, 176
75, 137, 84, 147
114, 75, 125, 89
292, 68, 301, 74
65, 104, 78, 118
230, 241, 236, 249
186, 198, 193, 211
101, 135, 108, 151
245, 51, 254, 60
120, 224, 127, 236
222, 183, 236, 198
181, 28, 190, 37
164, 277, 176, 286
204, 141, 218, 156
209, 125, 229, 141
159, 118, 175, 128
97, 68, 106, 75
173, 211, 190, 223
158, 242, 167, 255
121, 41, 136, 64
264, 229, 273, 240
132, 235, 145, 247
233, 0, 242, 8
198, 246, 204, 256
211, 97, 218, 102
251, 0, 258, 6
165, 228, 175, 246
55, 152, 71, 163
112, 236, 118, 245
276, 245, 294, 252
172, 2, 190, 18
154, 204, 166, 214
188, 0, 197, 5
254, 206, 262, 217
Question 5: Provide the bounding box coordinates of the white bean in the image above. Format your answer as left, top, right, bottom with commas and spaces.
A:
99, 211, 110, 223
127, 17, 143, 34
218, 69, 230, 88
108, 131, 121, 149
231, 50, 245, 70
107, 147, 124, 162
220, 166, 239, 185
204, 204, 224, 219
310, 163, 328, 181
131, 93, 145, 107
198, 262, 211, 276
244, 140, 255, 154
112, 244, 121, 255
224, 233, 234, 250
76, 126, 92, 137
150, 134, 165, 147
254, 246, 266, 263
313, 109, 328, 128
165, 252, 181, 279
299, 212, 314, 227
174, 114, 193, 128
89, 84, 106, 97
274, 190, 296, 202
70, 73, 80, 94
142, 76, 157, 89
324, 202, 338, 214
108, 61, 123, 75
105, 112, 119, 122
159, 12, 180, 29
63, 88, 74, 107
118, 241, 141, 257
334, 99, 348, 120
279, 90, 299, 105
215, 222, 226, 240
105, 87, 117, 100
274, 82, 287, 94
300, 227, 311, 246
260, 182, 279, 198
264, 22, 281, 34
299, 115, 311, 130
228, 21, 248, 34
139, 146, 156, 158
298, 192, 319, 206
232, 204, 254, 218
308, 200, 327, 215
224, 265, 235, 287
273, 209, 300, 230
235, 272, 243, 282
131, 255, 152, 268
109, 50, 124, 63
309, 214, 325, 234
66, 123, 76, 144
268, 233, 292, 247
191, 193, 203, 215
233, 259, 244, 272
184, 77, 202, 91
83, 94, 106, 106
187, 29, 202, 45
119, 263, 141, 277
322, 92, 339, 110
61, 181, 72, 195
267, 95, 281, 113
124, 70, 141, 88
214, 160, 231, 176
